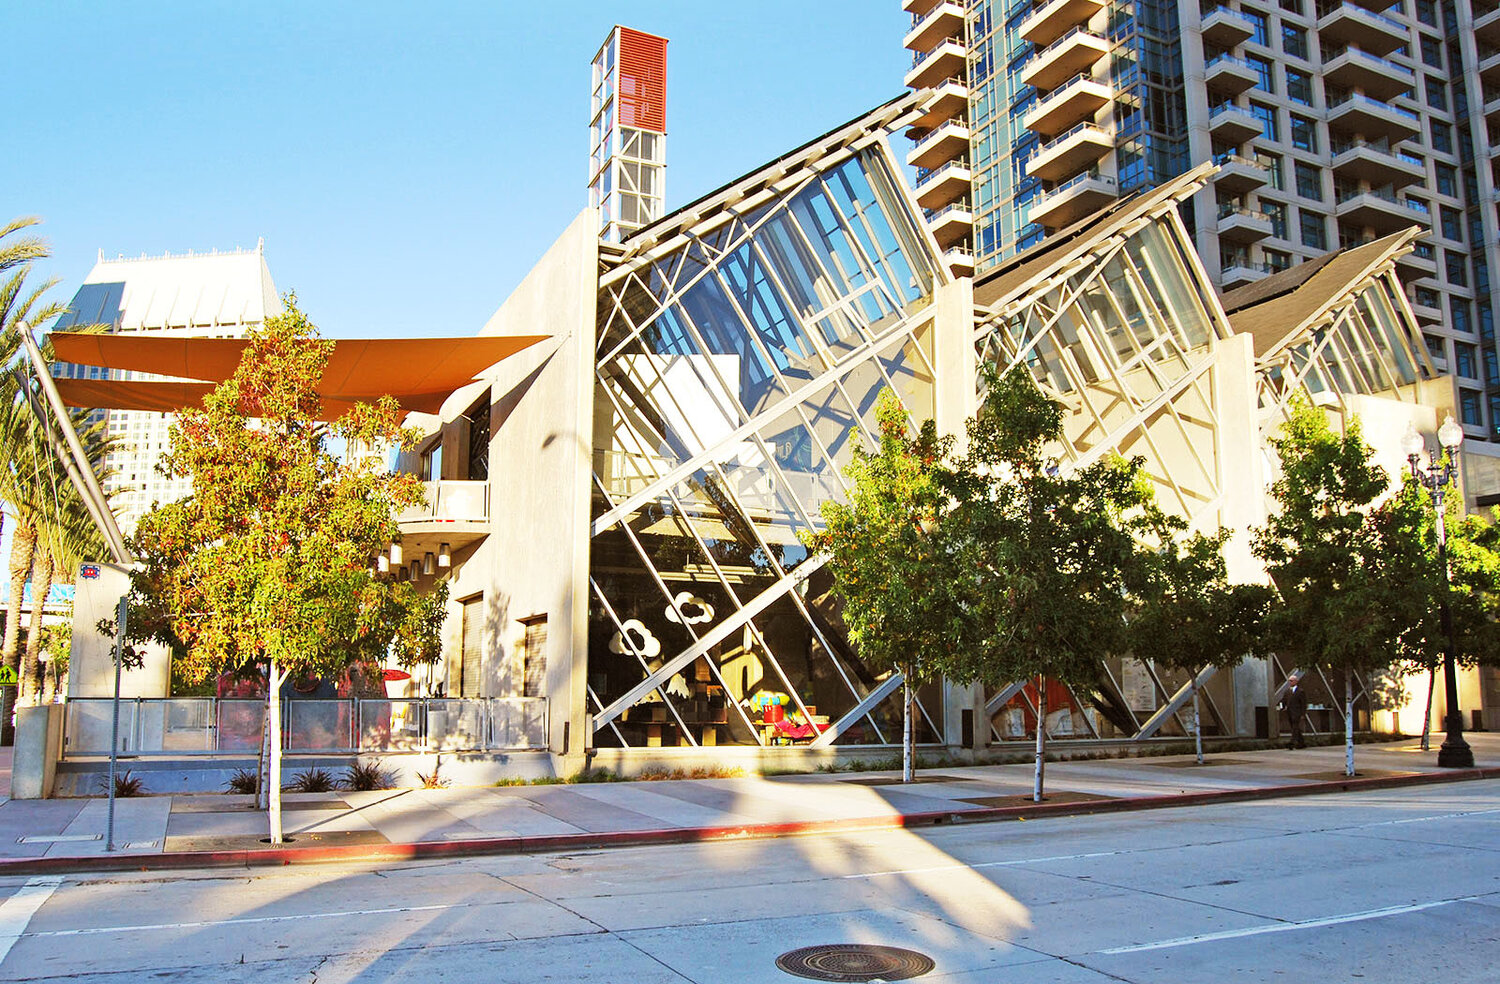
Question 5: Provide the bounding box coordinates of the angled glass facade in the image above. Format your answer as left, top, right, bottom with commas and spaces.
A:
588, 148, 949, 748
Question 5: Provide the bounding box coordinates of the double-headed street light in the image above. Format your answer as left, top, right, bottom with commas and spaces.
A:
1401, 413, 1475, 768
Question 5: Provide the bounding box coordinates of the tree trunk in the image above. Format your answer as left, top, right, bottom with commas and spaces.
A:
267, 660, 285, 844
1192, 677, 1204, 765
21, 551, 54, 707
901, 670, 913, 784
1033, 676, 1047, 803
1, 525, 37, 746
1421, 667, 1435, 751
1345, 670, 1355, 778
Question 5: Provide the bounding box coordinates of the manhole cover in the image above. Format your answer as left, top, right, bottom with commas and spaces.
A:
775, 944, 934, 981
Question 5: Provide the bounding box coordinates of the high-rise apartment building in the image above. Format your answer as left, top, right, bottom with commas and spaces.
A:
52, 244, 280, 533
904, 0, 1500, 489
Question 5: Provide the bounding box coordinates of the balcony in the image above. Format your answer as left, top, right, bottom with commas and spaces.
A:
1481, 46, 1500, 85
1208, 102, 1264, 143
1327, 93, 1421, 142
915, 159, 973, 210
1022, 72, 1112, 136
909, 77, 970, 133
1212, 153, 1269, 194
903, 0, 945, 14
1200, 6, 1258, 46
1322, 47, 1415, 101
1029, 172, 1117, 229
396, 480, 490, 555
905, 39, 967, 89
1205, 54, 1260, 96
907, 118, 971, 170
1220, 260, 1274, 290
1396, 245, 1438, 282
905, 1, 966, 52
1025, 122, 1113, 182
944, 245, 976, 275
1330, 141, 1426, 188
1216, 205, 1274, 242
1019, 0, 1107, 47
1406, 290, 1442, 322
1346, 0, 1399, 11
1019, 28, 1111, 90
927, 202, 974, 249
1485, 86, 1500, 126
1478, 7, 1500, 45
1317, 3, 1408, 57
1335, 189, 1429, 234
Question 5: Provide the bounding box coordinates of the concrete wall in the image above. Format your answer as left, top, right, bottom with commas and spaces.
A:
11, 704, 62, 799
68, 563, 169, 699
432, 210, 598, 776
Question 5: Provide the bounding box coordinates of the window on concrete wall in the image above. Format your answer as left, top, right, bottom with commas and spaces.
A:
464, 393, 490, 481
1299, 209, 1327, 249
520, 616, 548, 698
1294, 160, 1323, 200
460, 596, 484, 699
1461, 389, 1483, 427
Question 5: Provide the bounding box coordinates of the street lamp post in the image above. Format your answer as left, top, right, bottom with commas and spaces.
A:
1402, 414, 1475, 768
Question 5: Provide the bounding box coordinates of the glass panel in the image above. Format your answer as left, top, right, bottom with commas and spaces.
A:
877, 327, 937, 426
679, 276, 787, 417
718, 240, 826, 380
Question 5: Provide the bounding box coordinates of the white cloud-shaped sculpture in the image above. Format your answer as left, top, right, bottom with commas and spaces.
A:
665, 592, 715, 625
609, 619, 661, 659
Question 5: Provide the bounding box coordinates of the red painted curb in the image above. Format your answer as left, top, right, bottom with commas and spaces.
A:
4, 767, 1494, 877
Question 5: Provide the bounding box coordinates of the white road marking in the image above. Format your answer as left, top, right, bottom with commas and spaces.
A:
840, 849, 1125, 879
1099, 895, 1489, 954
1373, 808, 1500, 826
0, 877, 62, 964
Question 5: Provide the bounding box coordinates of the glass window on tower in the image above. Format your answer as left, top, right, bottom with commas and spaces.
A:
1420, 35, 1443, 69
1461, 389, 1482, 427
1290, 114, 1317, 152
1286, 69, 1313, 106
1244, 8, 1269, 45
1416, 0, 1437, 27
1294, 160, 1322, 200
1440, 206, 1463, 242
1446, 250, 1469, 286
1299, 210, 1326, 250
1250, 102, 1279, 140
1281, 24, 1308, 60
1456, 343, 1477, 378
1425, 76, 1447, 111
1248, 54, 1274, 92
1431, 121, 1452, 154
1436, 163, 1457, 197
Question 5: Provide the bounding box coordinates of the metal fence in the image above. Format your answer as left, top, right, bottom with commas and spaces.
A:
61, 697, 548, 756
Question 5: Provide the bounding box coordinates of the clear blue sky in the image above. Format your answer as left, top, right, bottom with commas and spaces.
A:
9, 2, 911, 338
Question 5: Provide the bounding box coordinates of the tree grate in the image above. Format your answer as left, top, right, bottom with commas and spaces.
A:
775, 944, 935, 981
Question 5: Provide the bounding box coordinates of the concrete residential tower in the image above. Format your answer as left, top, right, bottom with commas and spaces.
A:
903, 0, 1500, 496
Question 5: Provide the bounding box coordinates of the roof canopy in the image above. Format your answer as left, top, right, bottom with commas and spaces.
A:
49, 333, 548, 420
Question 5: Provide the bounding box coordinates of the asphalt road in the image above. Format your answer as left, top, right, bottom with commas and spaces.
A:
0, 780, 1494, 983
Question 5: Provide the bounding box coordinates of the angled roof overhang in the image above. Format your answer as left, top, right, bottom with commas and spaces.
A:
1220, 229, 1420, 359
973, 162, 1218, 316
48, 333, 548, 420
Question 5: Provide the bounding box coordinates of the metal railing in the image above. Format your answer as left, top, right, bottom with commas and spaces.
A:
1216, 204, 1271, 222
1328, 91, 1419, 119
1017, 25, 1107, 73
61, 697, 549, 756
911, 118, 970, 153
1212, 152, 1266, 170
909, 36, 966, 71
907, 0, 963, 35
1030, 71, 1108, 110
1323, 45, 1414, 80
1200, 6, 1260, 28
396, 480, 489, 524
1205, 53, 1254, 73
1030, 120, 1110, 157
1316, 1, 1405, 32
915, 159, 973, 189
1330, 140, 1425, 167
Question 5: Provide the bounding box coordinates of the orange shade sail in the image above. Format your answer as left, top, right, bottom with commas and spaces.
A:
48, 333, 548, 418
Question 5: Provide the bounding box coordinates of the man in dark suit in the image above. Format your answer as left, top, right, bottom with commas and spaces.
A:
1281, 673, 1308, 748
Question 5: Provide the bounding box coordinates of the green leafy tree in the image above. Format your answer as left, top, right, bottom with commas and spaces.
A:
1375, 478, 1500, 746
120, 298, 446, 841
804, 392, 959, 782
1252, 397, 1398, 777
946, 366, 1161, 801
1130, 526, 1272, 764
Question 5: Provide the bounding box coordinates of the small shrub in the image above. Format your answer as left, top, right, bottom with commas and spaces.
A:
98, 770, 144, 797
287, 768, 335, 793
225, 768, 259, 795
493, 776, 525, 787
416, 770, 450, 789
341, 761, 397, 791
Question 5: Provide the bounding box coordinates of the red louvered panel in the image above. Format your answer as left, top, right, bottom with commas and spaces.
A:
617, 27, 667, 133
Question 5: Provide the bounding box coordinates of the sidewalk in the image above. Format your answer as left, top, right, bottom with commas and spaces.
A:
0, 734, 1495, 875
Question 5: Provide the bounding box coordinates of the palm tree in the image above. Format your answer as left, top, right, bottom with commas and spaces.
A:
0, 217, 116, 731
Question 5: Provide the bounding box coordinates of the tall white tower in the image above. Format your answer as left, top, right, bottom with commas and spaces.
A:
589, 26, 668, 243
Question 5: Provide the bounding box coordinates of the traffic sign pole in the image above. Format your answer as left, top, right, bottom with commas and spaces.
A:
105, 597, 127, 853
